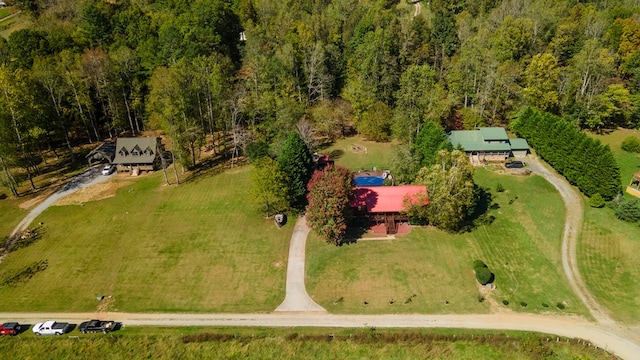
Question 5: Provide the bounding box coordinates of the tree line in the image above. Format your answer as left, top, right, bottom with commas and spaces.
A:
2, 0, 640, 196
511, 107, 621, 199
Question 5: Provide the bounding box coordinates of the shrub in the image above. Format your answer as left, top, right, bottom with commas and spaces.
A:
495, 183, 504, 192
477, 294, 485, 303
246, 141, 270, 163
472, 260, 487, 270
615, 198, 640, 223
588, 193, 605, 208
475, 266, 494, 285
556, 302, 565, 309
519, 301, 528, 307
542, 303, 549, 308
502, 300, 509, 306
621, 136, 640, 153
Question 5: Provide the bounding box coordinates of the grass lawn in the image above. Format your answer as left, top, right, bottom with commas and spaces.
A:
0, 166, 291, 313
580, 129, 640, 323
589, 128, 640, 189
319, 136, 397, 171
0, 11, 30, 39
307, 168, 587, 316
0, 196, 26, 238
0, 327, 613, 359
580, 205, 640, 323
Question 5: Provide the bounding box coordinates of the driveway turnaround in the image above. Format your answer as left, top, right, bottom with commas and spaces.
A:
274, 216, 326, 312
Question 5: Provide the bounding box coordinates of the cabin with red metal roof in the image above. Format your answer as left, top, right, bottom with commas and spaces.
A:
351, 185, 428, 234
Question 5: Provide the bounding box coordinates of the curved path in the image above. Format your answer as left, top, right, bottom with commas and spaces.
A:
526, 158, 616, 328
10, 166, 112, 237
274, 216, 326, 312
2, 312, 639, 359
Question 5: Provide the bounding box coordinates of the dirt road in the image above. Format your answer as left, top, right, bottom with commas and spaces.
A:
10, 166, 112, 237
1, 312, 638, 359
527, 158, 616, 328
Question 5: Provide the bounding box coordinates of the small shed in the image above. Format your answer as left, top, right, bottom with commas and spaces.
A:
627, 172, 640, 198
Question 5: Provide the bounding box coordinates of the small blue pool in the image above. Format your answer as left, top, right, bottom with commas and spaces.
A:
354, 176, 385, 186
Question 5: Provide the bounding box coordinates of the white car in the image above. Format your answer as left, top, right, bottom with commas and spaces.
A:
101, 164, 115, 175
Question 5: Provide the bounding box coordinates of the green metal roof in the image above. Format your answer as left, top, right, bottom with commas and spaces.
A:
479, 127, 508, 141
448, 130, 511, 152
509, 138, 529, 150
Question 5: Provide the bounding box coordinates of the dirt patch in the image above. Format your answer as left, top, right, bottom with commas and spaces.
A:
54, 178, 133, 206
96, 295, 117, 313
18, 185, 62, 209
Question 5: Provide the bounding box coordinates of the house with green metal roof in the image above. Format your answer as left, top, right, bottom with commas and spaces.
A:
448, 127, 529, 163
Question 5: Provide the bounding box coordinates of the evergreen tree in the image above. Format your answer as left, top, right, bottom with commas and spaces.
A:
278, 131, 314, 209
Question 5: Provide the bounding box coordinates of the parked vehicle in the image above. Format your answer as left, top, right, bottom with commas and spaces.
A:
101, 164, 115, 175
32, 321, 72, 336
78, 319, 117, 334
0, 322, 21, 336
505, 160, 525, 168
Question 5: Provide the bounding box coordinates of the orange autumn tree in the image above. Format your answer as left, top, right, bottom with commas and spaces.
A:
306, 165, 354, 245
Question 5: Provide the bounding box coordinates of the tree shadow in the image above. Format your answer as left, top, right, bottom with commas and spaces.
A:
463, 185, 497, 231
328, 149, 344, 160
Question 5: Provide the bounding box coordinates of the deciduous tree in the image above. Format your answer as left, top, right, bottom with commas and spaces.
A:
410, 150, 475, 232
250, 157, 289, 217
306, 165, 354, 244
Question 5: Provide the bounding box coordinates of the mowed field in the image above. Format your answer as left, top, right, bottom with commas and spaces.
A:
582, 129, 640, 323
307, 165, 587, 317
0, 167, 291, 312
320, 136, 398, 171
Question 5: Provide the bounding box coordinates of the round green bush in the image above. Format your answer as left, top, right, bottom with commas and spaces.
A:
621, 136, 640, 153
502, 300, 509, 306
520, 301, 528, 307
472, 260, 487, 270
475, 266, 493, 285
556, 302, 565, 309
588, 193, 605, 208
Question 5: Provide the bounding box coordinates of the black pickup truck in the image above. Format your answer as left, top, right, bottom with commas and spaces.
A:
78, 320, 117, 334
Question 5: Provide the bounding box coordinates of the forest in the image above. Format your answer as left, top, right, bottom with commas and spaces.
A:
1, 0, 640, 195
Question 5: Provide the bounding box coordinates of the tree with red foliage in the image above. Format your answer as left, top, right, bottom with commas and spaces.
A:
306, 165, 354, 245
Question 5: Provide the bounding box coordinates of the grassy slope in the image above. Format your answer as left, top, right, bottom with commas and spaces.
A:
0, 167, 291, 312
581, 129, 640, 323
307, 168, 586, 316
0, 327, 612, 359
0, 197, 26, 239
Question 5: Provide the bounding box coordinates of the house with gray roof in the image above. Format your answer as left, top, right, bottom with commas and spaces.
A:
448, 127, 529, 164
112, 137, 162, 174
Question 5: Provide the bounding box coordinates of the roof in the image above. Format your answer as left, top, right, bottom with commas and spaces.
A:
479, 127, 509, 141
351, 185, 428, 213
112, 137, 158, 165
448, 130, 511, 152
509, 138, 529, 150
448, 127, 529, 153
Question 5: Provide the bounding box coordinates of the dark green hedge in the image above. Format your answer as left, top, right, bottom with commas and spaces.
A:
511, 107, 621, 199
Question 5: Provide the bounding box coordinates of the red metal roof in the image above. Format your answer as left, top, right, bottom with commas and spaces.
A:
351, 186, 428, 213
